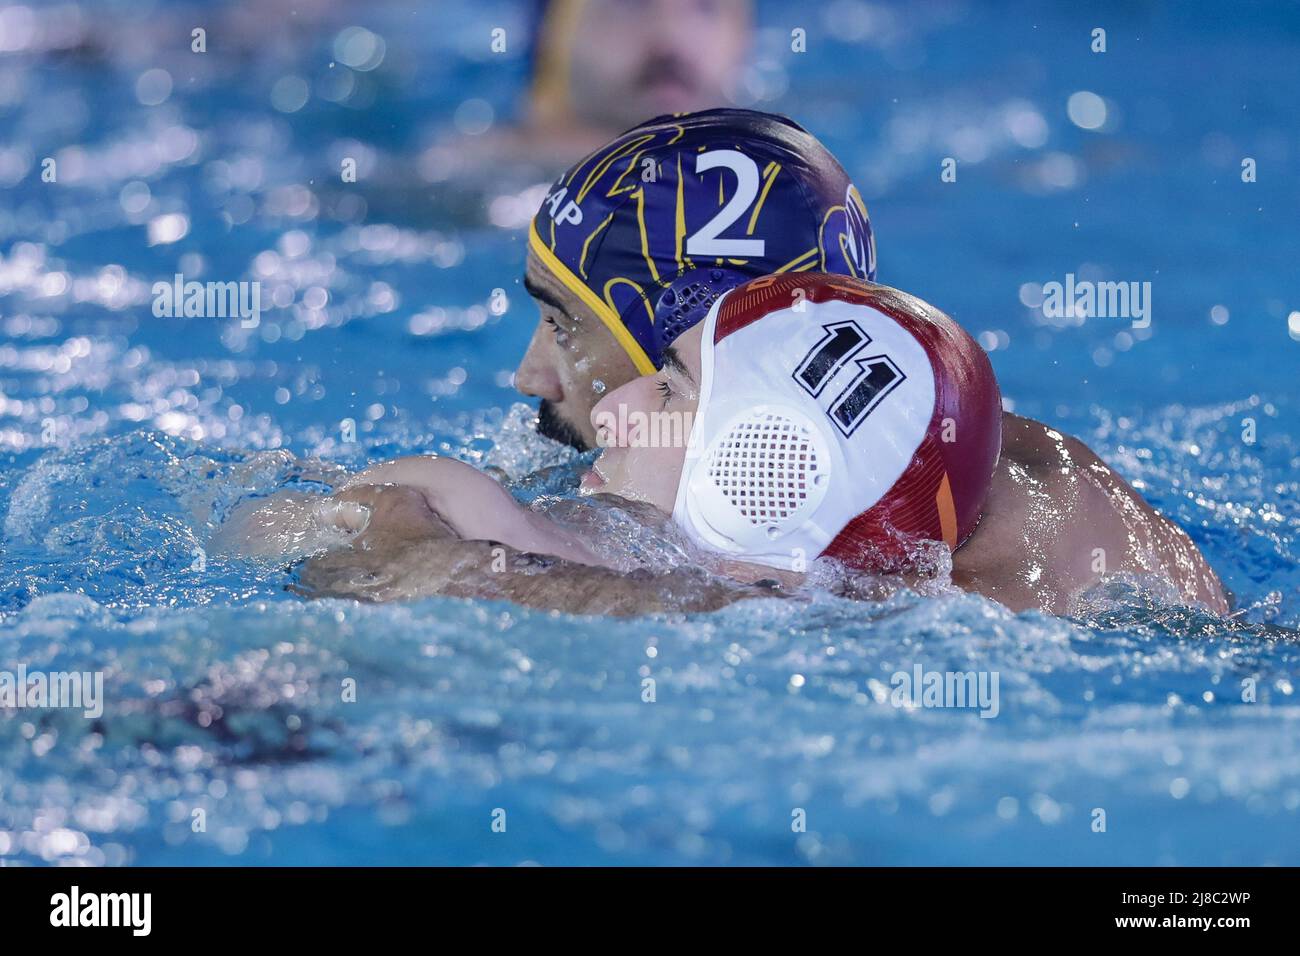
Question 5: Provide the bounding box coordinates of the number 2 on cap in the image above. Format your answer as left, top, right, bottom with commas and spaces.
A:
686, 151, 766, 259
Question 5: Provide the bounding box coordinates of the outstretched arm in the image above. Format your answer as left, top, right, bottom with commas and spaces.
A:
293, 484, 760, 615
214, 454, 604, 568
338, 455, 602, 565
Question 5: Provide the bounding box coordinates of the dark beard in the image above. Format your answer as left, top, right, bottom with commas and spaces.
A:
537, 399, 590, 451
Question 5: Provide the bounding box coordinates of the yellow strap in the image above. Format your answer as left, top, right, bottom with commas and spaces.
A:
528, 221, 657, 375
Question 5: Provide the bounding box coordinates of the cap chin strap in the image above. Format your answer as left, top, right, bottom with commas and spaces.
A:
528, 221, 657, 375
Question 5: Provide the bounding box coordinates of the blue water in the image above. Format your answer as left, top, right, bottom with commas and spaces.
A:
1, 0, 1298, 865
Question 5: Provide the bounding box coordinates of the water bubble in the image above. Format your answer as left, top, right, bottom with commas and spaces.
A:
334, 27, 386, 72
454, 98, 495, 136
147, 213, 189, 246
271, 76, 310, 113
119, 181, 151, 216
1067, 90, 1107, 130
1004, 101, 1049, 148
135, 68, 172, 106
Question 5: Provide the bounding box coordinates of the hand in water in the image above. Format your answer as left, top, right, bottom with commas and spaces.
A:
295, 483, 524, 602
209, 489, 373, 562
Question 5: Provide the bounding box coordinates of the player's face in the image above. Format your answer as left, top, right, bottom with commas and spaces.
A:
567, 0, 752, 130
514, 250, 642, 451
583, 324, 703, 513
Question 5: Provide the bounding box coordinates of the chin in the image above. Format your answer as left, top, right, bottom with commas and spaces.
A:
537, 400, 594, 451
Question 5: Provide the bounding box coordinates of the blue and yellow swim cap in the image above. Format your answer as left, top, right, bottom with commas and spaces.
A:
529, 108, 875, 374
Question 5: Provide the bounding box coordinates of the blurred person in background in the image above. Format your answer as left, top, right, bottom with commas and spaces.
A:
516, 0, 754, 169
426, 0, 754, 198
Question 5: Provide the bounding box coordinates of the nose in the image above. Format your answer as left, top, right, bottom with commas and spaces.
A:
513, 321, 563, 401
590, 378, 647, 449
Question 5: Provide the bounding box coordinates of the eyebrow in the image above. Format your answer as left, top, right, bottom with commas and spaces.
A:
523, 274, 570, 316
662, 346, 696, 386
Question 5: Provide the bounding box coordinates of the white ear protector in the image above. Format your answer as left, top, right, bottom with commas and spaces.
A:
672, 285, 938, 573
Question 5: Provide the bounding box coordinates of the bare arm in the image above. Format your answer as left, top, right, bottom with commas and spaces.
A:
293, 484, 761, 615
216, 455, 605, 567
954, 414, 1228, 615
340, 455, 603, 565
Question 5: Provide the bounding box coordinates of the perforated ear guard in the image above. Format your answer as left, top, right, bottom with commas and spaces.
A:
673, 293, 844, 571
682, 404, 834, 563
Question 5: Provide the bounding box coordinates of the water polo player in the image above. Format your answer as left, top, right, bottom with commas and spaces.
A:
514, 107, 876, 449
504, 108, 1226, 611
226, 274, 1226, 617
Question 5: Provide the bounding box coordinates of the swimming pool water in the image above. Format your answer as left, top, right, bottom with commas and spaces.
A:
1, 0, 1298, 865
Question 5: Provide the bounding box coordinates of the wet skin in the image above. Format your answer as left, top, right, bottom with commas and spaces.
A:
513, 249, 640, 450
953, 413, 1228, 614
509, 255, 1228, 613
285, 416, 1229, 615
234, 292, 1228, 616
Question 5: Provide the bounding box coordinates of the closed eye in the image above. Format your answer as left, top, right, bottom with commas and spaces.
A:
544, 313, 573, 344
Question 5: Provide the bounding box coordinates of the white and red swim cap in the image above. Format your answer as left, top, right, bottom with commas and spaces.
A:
673, 273, 1002, 573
